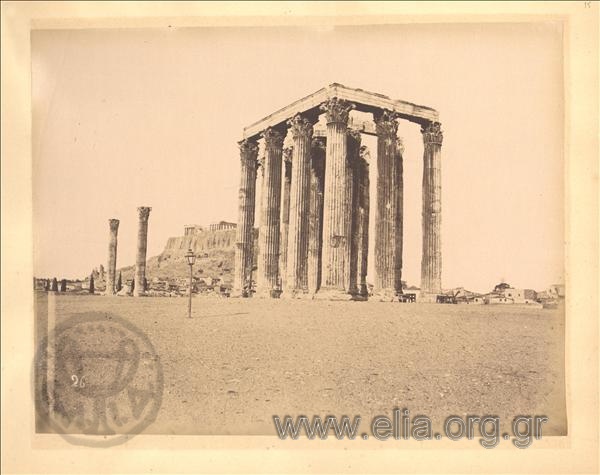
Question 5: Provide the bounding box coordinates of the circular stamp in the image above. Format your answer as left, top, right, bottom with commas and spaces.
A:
34, 312, 163, 447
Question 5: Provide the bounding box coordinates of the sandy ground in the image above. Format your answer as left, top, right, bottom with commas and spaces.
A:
34, 292, 566, 436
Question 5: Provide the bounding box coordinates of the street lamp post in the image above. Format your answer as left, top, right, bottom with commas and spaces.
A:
185, 248, 196, 318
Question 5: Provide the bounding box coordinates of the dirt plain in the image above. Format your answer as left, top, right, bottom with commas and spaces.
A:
34, 292, 566, 437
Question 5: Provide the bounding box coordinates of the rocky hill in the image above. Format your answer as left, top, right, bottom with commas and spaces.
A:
118, 228, 258, 287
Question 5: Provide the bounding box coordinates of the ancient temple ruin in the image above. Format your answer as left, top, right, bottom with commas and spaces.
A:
233, 84, 443, 301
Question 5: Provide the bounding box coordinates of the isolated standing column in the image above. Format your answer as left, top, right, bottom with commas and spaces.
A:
420, 121, 443, 297
307, 138, 326, 294
233, 139, 259, 296
106, 218, 120, 295
256, 127, 284, 296
133, 207, 151, 297
319, 97, 355, 296
374, 110, 399, 300
285, 114, 314, 295
279, 148, 293, 290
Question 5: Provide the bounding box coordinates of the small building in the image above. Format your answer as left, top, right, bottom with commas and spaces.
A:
547, 284, 565, 299
184, 224, 204, 236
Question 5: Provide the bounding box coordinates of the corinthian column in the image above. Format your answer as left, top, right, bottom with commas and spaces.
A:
307, 137, 325, 295
133, 207, 151, 297
106, 219, 120, 295
420, 121, 443, 298
394, 137, 405, 295
256, 127, 284, 296
346, 130, 362, 296
318, 97, 355, 298
278, 147, 293, 290
374, 110, 400, 301
357, 146, 370, 298
233, 139, 259, 296
285, 114, 314, 296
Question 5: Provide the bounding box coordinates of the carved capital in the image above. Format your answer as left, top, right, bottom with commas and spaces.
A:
320, 97, 355, 125
109, 219, 120, 232
262, 127, 285, 151
374, 109, 399, 138
238, 139, 259, 166
421, 121, 443, 145
287, 114, 314, 140
137, 207, 151, 221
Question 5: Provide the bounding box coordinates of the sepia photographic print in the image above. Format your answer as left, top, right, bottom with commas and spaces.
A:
2, 2, 598, 474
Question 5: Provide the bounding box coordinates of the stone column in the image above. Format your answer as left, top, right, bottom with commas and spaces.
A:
278, 147, 293, 290
233, 139, 259, 296
133, 207, 151, 297
394, 138, 405, 295
357, 146, 370, 297
307, 137, 326, 294
374, 110, 400, 300
106, 218, 120, 295
285, 114, 314, 296
420, 121, 443, 297
346, 130, 362, 296
256, 127, 284, 296
318, 97, 355, 297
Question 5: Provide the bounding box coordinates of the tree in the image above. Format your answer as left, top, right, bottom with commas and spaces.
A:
131, 278, 135, 292
116, 271, 122, 292
60, 279, 67, 292
144, 277, 148, 292
51, 278, 58, 292
44, 279, 50, 291
493, 282, 511, 293
89, 273, 95, 294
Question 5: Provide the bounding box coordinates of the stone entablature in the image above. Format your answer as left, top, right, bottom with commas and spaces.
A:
234, 84, 443, 300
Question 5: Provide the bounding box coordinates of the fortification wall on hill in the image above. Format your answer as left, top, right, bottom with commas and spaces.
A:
162, 229, 237, 258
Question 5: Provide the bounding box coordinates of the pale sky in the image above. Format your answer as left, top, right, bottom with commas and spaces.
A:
32, 23, 564, 293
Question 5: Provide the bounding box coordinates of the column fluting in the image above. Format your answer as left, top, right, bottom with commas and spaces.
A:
319, 97, 355, 296
357, 146, 370, 297
307, 137, 326, 294
374, 110, 400, 300
285, 115, 314, 295
106, 219, 120, 295
420, 121, 443, 297
279, 147, 293, 290
257, 127, 284, 296
346, 130, 362, 295
233, 139, 259, 296
133, 207, 151, 297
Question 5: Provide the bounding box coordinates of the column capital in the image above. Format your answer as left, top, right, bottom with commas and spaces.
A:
421, 121, 443, 145
287, 114, 314, 140
262, 127, 285, 150
109, 218, 120, 231
320, 97, 355, 125
374, 109, 399, 138
137, 207, 151, 221
238, 138, 259, 162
